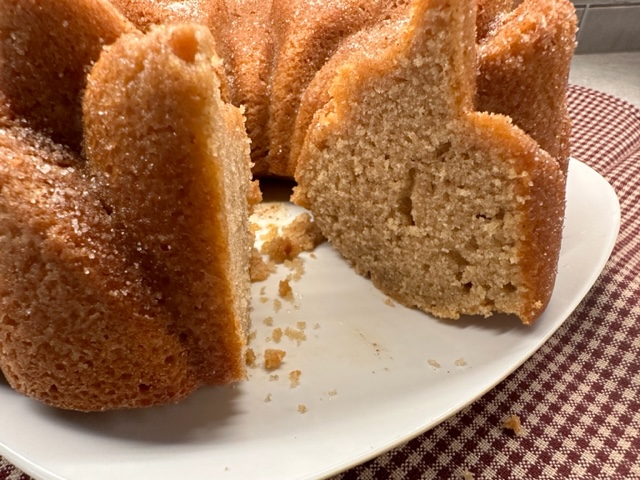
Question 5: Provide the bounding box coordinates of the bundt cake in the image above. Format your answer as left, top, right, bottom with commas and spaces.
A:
0, 0, 254, 411
0, 0, 576, 410
292, 0, 568, 323
110, 0, 576, 178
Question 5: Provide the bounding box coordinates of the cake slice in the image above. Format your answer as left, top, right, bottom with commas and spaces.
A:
293, 0, 566, 324
0, 22, 254, 410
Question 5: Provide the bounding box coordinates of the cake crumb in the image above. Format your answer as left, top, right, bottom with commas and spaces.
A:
428, 359, 441, 368
264, 348, 286, 371
313, 322, 321, 329
455, 357, 468, 366
261, 213, 325, 263
245, 348, 257, 367
260, 224, 280, 243
248, 330, 257, 341
249, 247, 275, 282
502, 414, 524, 436
278, 279, 294, 301
285, 326, 306, 345
273, 298, 282, 312
297, 404, 308, 414
328, 388, 338, 396
296, 321, 307, 330
264, 393, 272, 402
269, 374, 279, 381
259, 296, 269, 304
384, 297, 396, 307
272, 327, 283, 343
289, 369, 302, 388
284, 257, 305, 281
263, 316, 274, 326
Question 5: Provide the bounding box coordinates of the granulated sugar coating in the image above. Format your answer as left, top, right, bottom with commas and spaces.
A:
0, 15, 254, 411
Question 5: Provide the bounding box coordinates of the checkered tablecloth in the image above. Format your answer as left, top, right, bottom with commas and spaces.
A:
2, 84, 639, 480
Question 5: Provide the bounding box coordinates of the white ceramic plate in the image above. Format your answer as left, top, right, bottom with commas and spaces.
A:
0, 159, 620, 480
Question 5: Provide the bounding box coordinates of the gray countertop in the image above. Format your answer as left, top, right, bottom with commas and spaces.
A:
570, 52, 640, 108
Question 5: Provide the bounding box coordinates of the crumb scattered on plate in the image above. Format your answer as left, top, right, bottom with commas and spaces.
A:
297, 404, 308, 414
455, 358, 468, 366
264, 348, 286, 371
261, 213, 325, 264
273, 298, 282, 312
272, 327, 283, 343
502, 414, 524, 436
428, 359, 441, 368
245, 348, 257, 367
289, 370, 302, 388
250, 248, 275, 282
278, 279, 293, 301
285, 326, 306, 345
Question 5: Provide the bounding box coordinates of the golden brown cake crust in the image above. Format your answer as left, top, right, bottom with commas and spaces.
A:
477, 0, 577, 172
0, 126, 200, 410
0, 0, 133, 150
101, 0, 576, 181
0, 18, 253, 410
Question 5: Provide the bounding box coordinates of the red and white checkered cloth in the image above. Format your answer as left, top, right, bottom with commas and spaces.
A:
2, 84, 639, 480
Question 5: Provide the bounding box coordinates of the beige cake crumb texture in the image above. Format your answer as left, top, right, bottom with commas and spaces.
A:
428, 359, 441, 368
273, 298, 282, 312
285, 326, 307, 345
264, 393, 272, 402
249, 247, 276, 282
502, 414, 524, 436
269, 374, 280, 381
263, 316, 274, 326
297, 404, 308, 414
264, 348, 286, 371
296, 321, 307, 330
272, 327, 283, 342
328, 388, 338, 396
245, 348, 257, 367
455, 357, 468, 366
261, 224, 280, 243
261, 212, 325, 263
289, 369, 302, 388
384, 297, 396, 307
284, 257, 305, 281
278, 279, 294, 301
